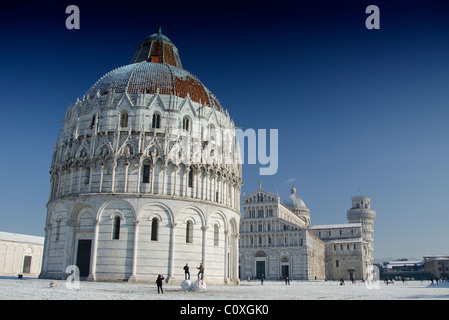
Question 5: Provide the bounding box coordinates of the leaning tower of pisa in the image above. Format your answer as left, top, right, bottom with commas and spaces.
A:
347, 196, 376, 276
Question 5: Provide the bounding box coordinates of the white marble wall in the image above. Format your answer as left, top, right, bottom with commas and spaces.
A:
0, 235, 43, 277
41, 195, 240, 284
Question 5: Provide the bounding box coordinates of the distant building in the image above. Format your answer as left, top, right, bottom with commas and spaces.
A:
239, 184, 376, 281
384, 260, 424, 272
424, 255, 449, 279
0, 231, 44, 277
381, 256, 449, 280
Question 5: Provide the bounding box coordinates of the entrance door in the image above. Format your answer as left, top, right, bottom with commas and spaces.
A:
256, 261, 265, 279
348, 270, 354, 282
76, 240, 92, 278
22, 256, 32, 274
282, 265, 289, 278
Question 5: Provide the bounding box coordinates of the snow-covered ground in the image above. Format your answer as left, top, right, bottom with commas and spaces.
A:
1, 278, 448, 300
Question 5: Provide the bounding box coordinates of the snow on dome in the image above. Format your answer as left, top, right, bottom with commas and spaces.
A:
85, 62, 222, 111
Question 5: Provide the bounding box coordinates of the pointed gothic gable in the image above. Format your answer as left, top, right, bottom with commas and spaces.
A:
142, 135, 162, 158
146, 93, 168, 111
117, 93, 134, 110
178, 95, 197, 116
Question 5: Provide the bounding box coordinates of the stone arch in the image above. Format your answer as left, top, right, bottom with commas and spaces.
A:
207, 210, 228, 230
109, 210, 126, 221
177, 205, 206, 227
229, 217, 239, 235
97, 199, 136, 222
74, 206, 96, 232
136, 202, 174, 225
47, 203, 68, 224
68, 201, 93, 222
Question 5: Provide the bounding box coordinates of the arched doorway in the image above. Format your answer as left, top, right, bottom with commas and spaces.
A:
255, 251, 266, 279
72, 206, 95, 279
281, 256, 290, 279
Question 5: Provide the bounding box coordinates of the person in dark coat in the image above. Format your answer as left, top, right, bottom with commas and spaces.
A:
197, 263, 205, 280
183, 263, 190, 280
156, 274, 165, 294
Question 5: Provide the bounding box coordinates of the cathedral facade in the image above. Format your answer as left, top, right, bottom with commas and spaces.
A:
39, 29, 242, 284
239, 185, 375, 281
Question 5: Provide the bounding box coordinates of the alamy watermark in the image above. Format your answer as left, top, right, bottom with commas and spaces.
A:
65, 265, 80, 290
163, 128, 278, 176
66, 5, 380, 30
65, 5, 80, 29
365, 5, 380, 30
364, 265, 380, 290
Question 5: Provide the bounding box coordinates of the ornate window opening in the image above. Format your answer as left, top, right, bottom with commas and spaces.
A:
214, 224, 219, 246
55, 219, 61, 241
91, 113, 97, 129
112, 216, 121, 240
186, 220, 193, 243
120, 112, 129, 128
151, 218, 158, 241
84, 167, 90, 184
182, 117, 190, 131
143, 165, 150, 183
188, 168, 194, 188
152, 113, 161, 129
208, 124, 215, 141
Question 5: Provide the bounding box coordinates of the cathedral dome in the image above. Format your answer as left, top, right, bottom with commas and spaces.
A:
283, 186, 307, 210
85, 27, 222, 111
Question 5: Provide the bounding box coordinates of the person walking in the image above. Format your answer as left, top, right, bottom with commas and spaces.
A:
156, 274, 165, 294
197, 263, 205, 280
183, 263, 190, 280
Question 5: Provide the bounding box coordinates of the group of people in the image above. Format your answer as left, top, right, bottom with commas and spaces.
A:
156, 262, 205, 294
245, 275, 291, 285
183, 262, 205, 281
429, 277, 443, 285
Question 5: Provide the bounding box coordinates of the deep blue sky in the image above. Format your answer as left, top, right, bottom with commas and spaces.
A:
1, 0, 448, 260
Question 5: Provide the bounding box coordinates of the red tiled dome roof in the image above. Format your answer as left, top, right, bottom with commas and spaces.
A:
85, 28, 222, 111
130, 27, 183, 68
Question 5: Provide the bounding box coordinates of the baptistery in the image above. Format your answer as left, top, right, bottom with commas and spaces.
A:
40, 28, 242, 284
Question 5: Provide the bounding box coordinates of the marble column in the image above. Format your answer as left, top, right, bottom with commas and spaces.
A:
128, 219, 140, 283
167, 222, 177, 282
87, 219, 100, 281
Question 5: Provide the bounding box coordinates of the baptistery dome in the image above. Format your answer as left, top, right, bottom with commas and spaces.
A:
85, 29, 221, 111
40, 29, 242, 285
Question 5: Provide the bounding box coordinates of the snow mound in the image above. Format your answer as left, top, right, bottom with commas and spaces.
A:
181, 279, 192, 290
191, 279, 206, 292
